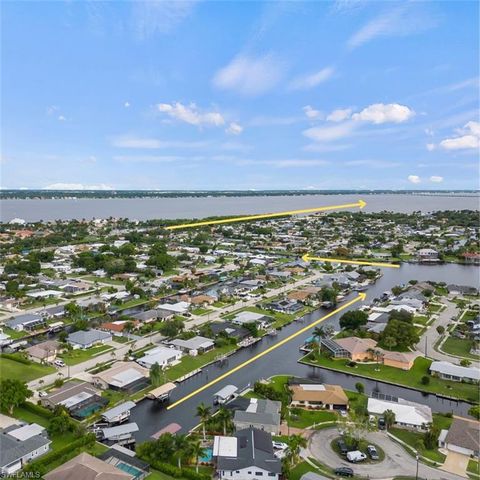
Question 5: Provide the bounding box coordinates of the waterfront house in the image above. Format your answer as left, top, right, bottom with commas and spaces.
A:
231, 311, 273, 329
367, 397, 432, 429
0, 423, 51, 476
265, 298, 303, 314
438, 417, 480, 459
430, 361, 480, 383
26, 340, 60, 363
320, 337, 377, 361
92, 361, 150, 393
214, 427, 282, 480
233, 398, 281, 434
165, 335, 214, 355
136, 345, 183, 369
67, 329, 112, 349
417, 248, 440, 263
7, 313, 46, 332
289, 382, 348, 410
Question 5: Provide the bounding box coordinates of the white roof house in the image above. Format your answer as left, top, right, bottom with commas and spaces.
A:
368, 398, 432, 428
136, 346, 183, 369
231, 311, 269, 326
430, 361, 480, 383
213, 435, 238, 457
158, 301, 190, 314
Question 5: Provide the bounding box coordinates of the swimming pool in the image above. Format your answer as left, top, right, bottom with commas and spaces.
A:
199, 447, 213, 463
116, 462, 143, 479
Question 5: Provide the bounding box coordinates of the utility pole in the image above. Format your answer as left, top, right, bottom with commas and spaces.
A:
415, 452, 419, 480
424, 337, 427, 358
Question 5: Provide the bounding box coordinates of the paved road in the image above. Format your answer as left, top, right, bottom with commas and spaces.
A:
307, 427, 465, 480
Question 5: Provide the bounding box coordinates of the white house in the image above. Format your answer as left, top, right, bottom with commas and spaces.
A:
367, 397, 432, 429
430, 361, 480, 383
136, 346, 183, 369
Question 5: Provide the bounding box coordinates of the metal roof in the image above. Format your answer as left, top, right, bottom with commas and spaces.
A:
101, 401, 136, 422
101, 422, 139, 439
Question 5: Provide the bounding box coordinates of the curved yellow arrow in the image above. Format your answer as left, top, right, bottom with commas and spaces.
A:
167, 292, 366, 410
302, 253, 400, 269
166, 199, 367, 230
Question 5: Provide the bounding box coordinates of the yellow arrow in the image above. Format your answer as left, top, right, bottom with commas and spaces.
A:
167, 292, 366, 410
165, 199, 367, 230
302, 253, 400, 269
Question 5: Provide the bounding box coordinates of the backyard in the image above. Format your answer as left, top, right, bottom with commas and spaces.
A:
441, 336, 479, 360
0, 355, 55, 382
59, 344, 114, 366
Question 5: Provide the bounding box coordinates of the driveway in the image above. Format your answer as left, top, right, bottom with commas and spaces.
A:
441, 451, 469, 478
307, 427, 465, 480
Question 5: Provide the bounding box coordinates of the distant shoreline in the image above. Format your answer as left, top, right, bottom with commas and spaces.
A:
1, 189, 479, 200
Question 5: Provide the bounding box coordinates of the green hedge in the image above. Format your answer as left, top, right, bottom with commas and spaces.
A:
147, 460, 210, 480
22, 401, 53, 419
23, 433, 96, 475
1, 353, 31, 365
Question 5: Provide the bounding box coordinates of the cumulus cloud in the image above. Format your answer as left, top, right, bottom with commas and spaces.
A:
43, 183, 113, 190
327, 108, 352, 122
124, 101, 131, 108
110, 135, 211, 149
407, 175, 421, 184
212, 54, 285, 96
303, 122, 356, 142
439, 121, 480, 150
156, 102, 225, 127
58, 115, 67, 122
352, 103, 415, 124
225, 122, 243, 135
430, 176, 443, 183
289, 67, 335, 90
303, 105, 322, 119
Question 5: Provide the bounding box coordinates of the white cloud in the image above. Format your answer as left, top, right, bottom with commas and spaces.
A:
133, 0, 198, 38
303, 105, 322, 119
407, 175, 421, 184
58, 115, 67, 122
225, 122, 243, 135
156, 102, 225, 127
124, 101, 131, 108
110, 135, 211, 149
43, 183, 113, 190
303, 122, 356, 142
249, 115, 302, 126
113, 155, 182, 163
430, 176, 443, 183
352, 103, 415, 124
426, 143, 435, 151
345, 160, 401, 168
46, 105, 59, 115
289, 67, 335, 90
327, 108, 352, 122
212, 54, 285, 96
237, 158, 329, 168
303, 143, 351, 152
347, 4, 438, 49
439, 121, 480, 150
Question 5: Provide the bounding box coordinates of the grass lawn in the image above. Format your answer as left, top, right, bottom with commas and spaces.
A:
0, 356, 55, 382
2, 326, 29, 339
113, 298, 150, 310
12, 404, 51, 428
428, 304, 444, 313
414, 315, 430, 326
191, 307, 212, 316
468, 459, 480, 476
166, 344, 236, 381
59, 344, 113, 366
113, 335, 131, 344
442, 337, 479, 360
82, 275, 125, 285
389, 427, 445, 463
302, 354, 480, 403
223, 305, 299, 329
462, 310, 479, 322
101, 388, 129, 406
289, 408, 337, 428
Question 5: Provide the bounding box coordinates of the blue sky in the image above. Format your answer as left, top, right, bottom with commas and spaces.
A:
2, 0, 479, 190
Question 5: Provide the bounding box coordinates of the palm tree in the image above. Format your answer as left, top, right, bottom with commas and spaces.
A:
216, 406, 232, 436
190, 440, 206, 473
374, 349, 383, 371
383, 409, 396, 430
196, 403, 211, 440
288, 434, 307, 466
173, 434, 191, 469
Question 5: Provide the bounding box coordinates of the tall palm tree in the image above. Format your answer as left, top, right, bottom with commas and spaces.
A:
216, 406, 232, 436
196, 403, 211, 440
288, 434, 307, 466
190, 440, 206, 473
173, 434, 191, 469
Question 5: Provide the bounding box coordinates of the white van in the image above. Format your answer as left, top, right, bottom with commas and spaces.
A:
54, 359, 66, 368
346, 451, 367, 463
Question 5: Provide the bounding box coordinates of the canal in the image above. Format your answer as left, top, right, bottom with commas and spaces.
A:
130, 263, 479, 441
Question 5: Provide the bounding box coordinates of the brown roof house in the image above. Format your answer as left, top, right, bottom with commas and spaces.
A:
44, 452, 133, 480
289, 382, 348, 410
438, 417, 480, 458
25, 340, 60, 364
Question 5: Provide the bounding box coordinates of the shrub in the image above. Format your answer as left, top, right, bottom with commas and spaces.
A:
421, 376, 430, 385
21, 401, 53, 419
0, 353, 31, 365
146, 460, 210, 480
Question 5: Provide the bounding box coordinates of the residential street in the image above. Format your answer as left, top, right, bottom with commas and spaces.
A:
306, 427, 465, 480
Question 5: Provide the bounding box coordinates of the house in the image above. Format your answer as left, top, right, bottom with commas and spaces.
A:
462, 253, 480, 265
40, 381, 108, 419
231, 311, 272, 329
417, 248, 439, 262
157, 301, 190, 315
44, 452, 133, 480
165, 336, 214, 354
42, 305, 65, 318
25, 340, 60, 363
430, 361, 480, 383
287, 290, 316, 303
101, 402, 136, 425
91, 361, 150, 392
233, 398, 281, 434
266, 299, 303, 314
209, 322, 251, 341
320, 337, 377, 361
7, 313, 46, 332
438, 417, 480, 458
0, 423, 51, 476
289, 382, 348, 410
191, 295, 215, 306
214, 427, 282, 480
447, 284, 479, 296
136, 345, 183, 369
100, 321, 140, 335
367, 397, 432, 429
382, 350, 419, 370
67, 329, 112, 349
99, 445, 150, 479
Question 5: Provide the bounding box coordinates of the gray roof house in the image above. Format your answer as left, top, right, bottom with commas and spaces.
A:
438, 417, 480, 458
430, 361, 480, 383
7, 314, 46, 332
165, 336, 214, 354
0, 423, 51, 476
215, 428, 282, 480
67, 329, 112, 349
233, 398, 281, 435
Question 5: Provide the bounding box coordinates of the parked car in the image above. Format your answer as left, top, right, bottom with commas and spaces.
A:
272, 441, 288, 451
367, 445, 379, 460
38, 391, 48, 398
334, 467, 354, 477
339, 410, 348, 417
54, 359, 66, 367
346, 450, 367, 463
378, 417, 386, 430
337, 439, 349, 456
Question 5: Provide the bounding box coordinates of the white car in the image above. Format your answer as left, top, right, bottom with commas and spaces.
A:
54, 359, 66, 367
339, 410, 348, 417
38, 391, 48, 398
272, 441, 288, 450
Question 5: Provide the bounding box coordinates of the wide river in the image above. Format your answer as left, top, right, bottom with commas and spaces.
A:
130, 263, 480, 441
1, 193, 479, 222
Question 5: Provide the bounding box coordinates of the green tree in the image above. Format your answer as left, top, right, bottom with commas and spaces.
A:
383, 409, 396, 430
173, 434, 192, 469
287, 434, 307, 466
424, 425, 440, 450
355, 382, 365, 394
149, 362, 162, 387
217, 406, 233, 436
339, 310, 368, 330
196, 403, 211, 440
0, 379, 32, 415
